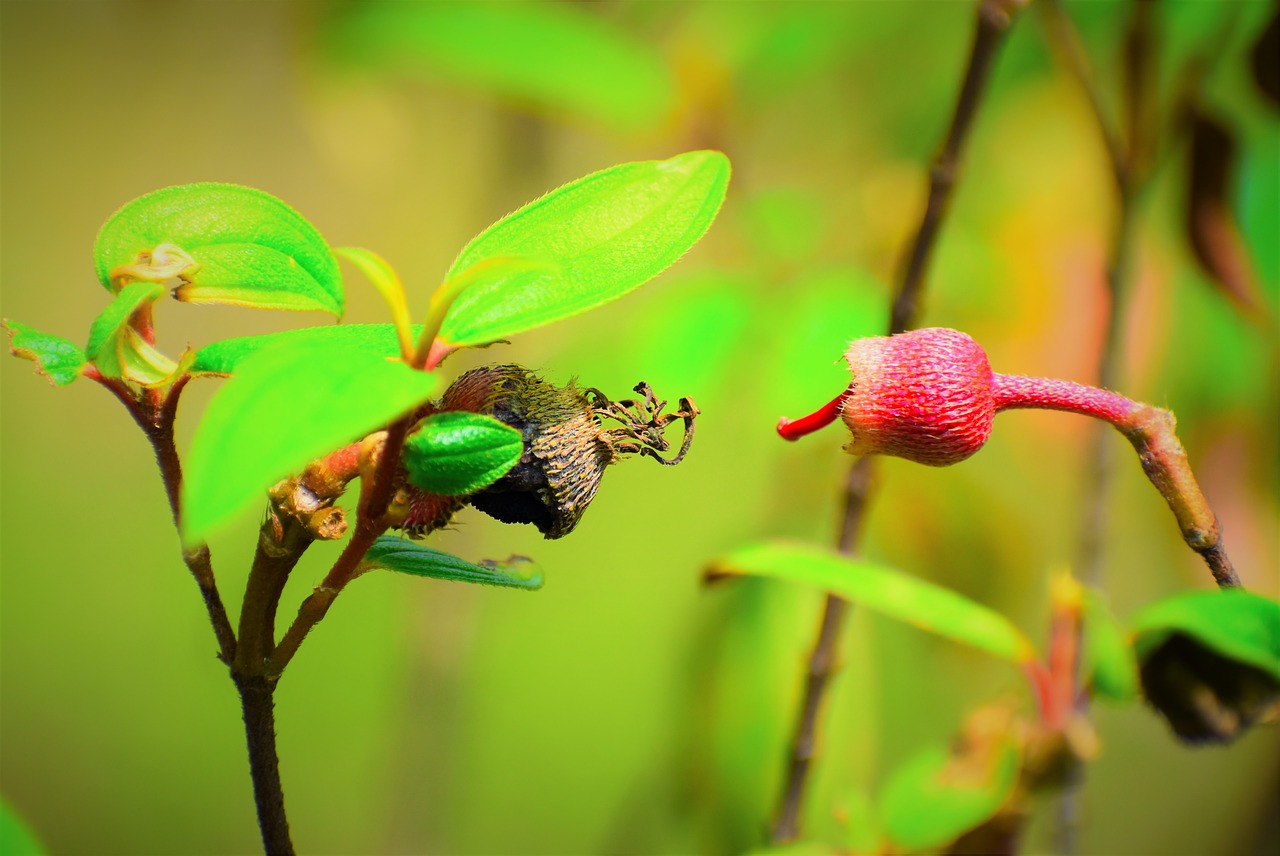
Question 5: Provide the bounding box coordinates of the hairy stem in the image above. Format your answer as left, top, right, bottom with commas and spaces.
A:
237, 675, 294, 856
770, 1, 1026, 844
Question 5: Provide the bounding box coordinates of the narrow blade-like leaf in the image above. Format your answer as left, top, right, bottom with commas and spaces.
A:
707, 541, 1036, 663
4, 320, 86, 387
403, 411, 523, 496
438, 150, 730, 346
192, 324, 421, 376
95, 183, 343, 316
361, 536, 542, 590
182, 343, 439, 543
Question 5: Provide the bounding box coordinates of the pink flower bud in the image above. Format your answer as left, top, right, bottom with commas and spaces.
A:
779, 328, 996, 466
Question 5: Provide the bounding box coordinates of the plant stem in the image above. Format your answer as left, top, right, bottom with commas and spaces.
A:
771, 4, 1025, 844
269, 415, 416, 675
236, 675, 295, 856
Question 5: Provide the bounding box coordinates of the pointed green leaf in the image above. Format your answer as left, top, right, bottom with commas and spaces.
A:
326, 0, 675, 133
191, 324, 422, 375
880, 739, 1019, 852
84, 281, 169, 382
404, 411, 523, 496
336, 247, 413, 357
707, 541, 1037, 663
1082, 588, 1139, 703
437, 150, 730, 346
4, 319, 86, 386
1131, 590, 1280, 682
182, 343, 439, 543
94, 183, 343, 316
361, 536, 542, 590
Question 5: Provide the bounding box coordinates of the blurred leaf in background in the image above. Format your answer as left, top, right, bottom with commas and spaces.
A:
2, 1, 1277, 855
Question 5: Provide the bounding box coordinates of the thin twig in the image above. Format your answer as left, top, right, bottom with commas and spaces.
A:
1041, 1, 1152, 851
769, 0, 1026, 843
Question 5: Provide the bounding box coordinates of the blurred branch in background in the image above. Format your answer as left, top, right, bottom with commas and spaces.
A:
770, 0, 1030, 844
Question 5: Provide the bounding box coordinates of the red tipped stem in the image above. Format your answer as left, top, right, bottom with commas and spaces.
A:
777, 384, 852, 441
993, 373, 1138, 425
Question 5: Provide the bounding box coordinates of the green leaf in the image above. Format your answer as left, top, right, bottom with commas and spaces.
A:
181, 343, 439, 543
84, 281, 172, 382
403, 411, 523, 496
336, 247, 413, 357
326, 0, 674, 134
880, 738, 1019, 853
94, 183, 343, 316
0, 796, 46, 856
4, 319, 86, 386
1082, 588, 1139, 703
191, 324, 421, 375
360, 535, 543, 590
1131, 590, 1280, 682
437, 150, 730, 346
707, 541, 1037, 663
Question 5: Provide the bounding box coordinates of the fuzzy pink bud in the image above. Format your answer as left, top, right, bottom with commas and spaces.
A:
776, 326, 1240, 587
779, 328, 996, 466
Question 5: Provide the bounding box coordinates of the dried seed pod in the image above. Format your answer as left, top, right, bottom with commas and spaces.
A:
439, 365, 697, 539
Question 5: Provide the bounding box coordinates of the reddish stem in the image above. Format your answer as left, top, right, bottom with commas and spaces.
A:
992, 373, 1138, 425
777, 384, 850, 441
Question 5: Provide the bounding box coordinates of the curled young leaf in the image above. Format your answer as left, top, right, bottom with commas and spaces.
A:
4, 319, 86, 387
706, 541, 1038, 664
181, 343, 440, 544
360, 535, 542, 590
94, 183, 343, 316
403, 411, 524, 496
437, 150, 730, 347
84, 282, 174, 384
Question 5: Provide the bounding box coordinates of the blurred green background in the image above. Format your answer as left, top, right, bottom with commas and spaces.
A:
2, 1, 1277, 854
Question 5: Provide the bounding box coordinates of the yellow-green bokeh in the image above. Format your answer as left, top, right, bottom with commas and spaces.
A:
2, 2, 1277, 855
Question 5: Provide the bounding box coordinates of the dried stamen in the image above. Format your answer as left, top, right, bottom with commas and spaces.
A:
587, 381, 700, 466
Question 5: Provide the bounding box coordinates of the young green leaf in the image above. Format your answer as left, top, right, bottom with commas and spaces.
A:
192, 324, 421, 375
336, 247, 413, 359
4, 320, 86, 387
1131, 590, 1280, 681
325, 0, 674, 134
84, 281, 171, 382
437, 150, 730, 346
403, 411, 523, 496
706, 541, 1037, 663
1081, 588, 1139, 703
94, 183, 343, 316
182, 343, 439, 543
360, 536, 542, 590
879, 739, 1019, 853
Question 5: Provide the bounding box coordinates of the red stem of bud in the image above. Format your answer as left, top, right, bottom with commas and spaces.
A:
777, 384, 852, 441
992, 373, 1138, 426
